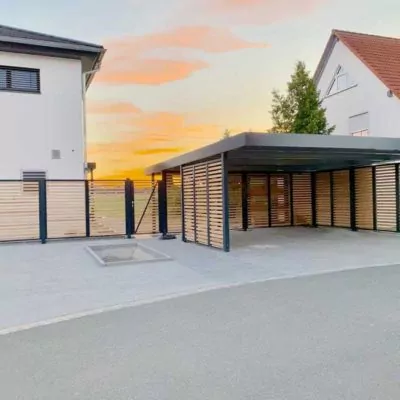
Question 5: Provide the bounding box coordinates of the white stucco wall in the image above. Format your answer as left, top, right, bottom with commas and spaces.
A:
0, 51, 84, 179
317, 40, 400, 137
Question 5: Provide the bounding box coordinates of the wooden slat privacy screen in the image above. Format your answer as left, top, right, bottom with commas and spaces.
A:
375, 164, 397, 231
270, 174, 291, 227
182, 158, 224, 249
229, 174, 243, 230
247, 175, 269, 228
166, 173, 182, 233
292, 173, 312, 226
355, 167, 373, 230
333, 170, 350, 228
316, 172, 332, 226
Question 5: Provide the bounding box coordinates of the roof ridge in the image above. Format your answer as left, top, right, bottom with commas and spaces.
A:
333, 29, 400, 41
0, 23, 103, 48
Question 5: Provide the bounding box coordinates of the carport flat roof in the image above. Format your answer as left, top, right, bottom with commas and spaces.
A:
145, 132, 400, 174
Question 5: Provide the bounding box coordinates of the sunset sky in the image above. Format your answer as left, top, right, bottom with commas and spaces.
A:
3, 0, 400, 178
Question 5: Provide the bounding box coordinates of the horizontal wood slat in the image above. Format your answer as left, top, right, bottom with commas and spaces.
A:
270, 175, 290, 227
355, 167, 373, 230
229, 174, 242, 230
376, 164, 396, 231
248, 175, 268, 228
182, 158, 224, 249
333, 170, 350, 228
292, 173, 312, 226
316, 172, 331, 226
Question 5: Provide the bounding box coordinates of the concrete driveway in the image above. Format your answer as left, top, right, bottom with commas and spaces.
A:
0, 227, 400, 332
0, 265, 399, 400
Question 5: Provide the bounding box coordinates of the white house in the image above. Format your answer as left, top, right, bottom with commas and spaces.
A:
0, 24, 105, 180
314, 30, 400, 137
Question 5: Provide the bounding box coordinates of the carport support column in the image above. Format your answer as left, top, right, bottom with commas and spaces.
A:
180, 166, 186, 242
158, 171, 168, 235
349, 168, 357, 232
241, 173, 248, 231
311, 172, 317, 227
396, 164, 400, 232
222, 153, 230, 252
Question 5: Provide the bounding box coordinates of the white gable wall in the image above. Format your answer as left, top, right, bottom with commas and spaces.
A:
317, 40, 400, 137
0, 51, 84, 179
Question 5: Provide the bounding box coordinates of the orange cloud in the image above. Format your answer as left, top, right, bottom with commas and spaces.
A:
205, 0, 324, 23
134, 147, 184, 156
95, 26, 267, 85
87, 101, 142, 115
87, 107, 225, 179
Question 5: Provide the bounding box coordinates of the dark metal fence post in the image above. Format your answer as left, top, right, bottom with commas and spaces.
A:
193, 166, 197, 243
181, 166, 186, 242
267, 174, 272, 227
206, 164, 211, 245
125, 179, 134, 238
84, 180, 90, 237
222, 153, 230, 252
396, 164, 400, 232
372, 166, 377, 231
311, 172, 317, 227
330, 171, 334, 227
241, 173, 248, 231
38, 179, 47, 244
349, 168, 357, 231
158, 176, 168, 235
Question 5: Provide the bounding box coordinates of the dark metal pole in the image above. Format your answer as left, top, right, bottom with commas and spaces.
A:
180, 166, 186, 242
38, 179, 47, 244
267, 174, 272, 227
241, 172, 248, 231
193, 166, 197, 243
125, 179, 133, 238
206, 164, 211, 246
330, 171, 335, 227
85, 180, 90, 237
372, 166, 377, 231
158, 176, 168, 235
349, 168, 357, 231
311, 172, 317, 227
222, 153, 230, 252
396, 164, 400, 232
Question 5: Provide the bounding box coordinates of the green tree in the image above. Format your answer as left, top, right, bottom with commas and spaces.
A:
269, 61, 334, 134
222, 129, 231, 139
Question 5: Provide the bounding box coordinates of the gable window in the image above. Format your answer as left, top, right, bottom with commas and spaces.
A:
326, 65, 356, 96
0, 66, 40, 93
349, 112, 369, 137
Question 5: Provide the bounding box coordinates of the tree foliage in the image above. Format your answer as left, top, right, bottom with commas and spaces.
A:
269, 61, 335, 134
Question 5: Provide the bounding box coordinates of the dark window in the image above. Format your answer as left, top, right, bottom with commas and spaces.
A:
0, 66, 40, 93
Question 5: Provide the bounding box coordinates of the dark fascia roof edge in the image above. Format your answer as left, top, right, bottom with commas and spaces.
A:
144, 132, 400, 175
0, 35, 104, 53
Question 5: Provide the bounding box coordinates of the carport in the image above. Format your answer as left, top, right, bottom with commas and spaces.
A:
145, 133, 400, 252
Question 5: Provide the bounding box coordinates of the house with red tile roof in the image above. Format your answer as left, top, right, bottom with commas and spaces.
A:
314, 30, 400, 138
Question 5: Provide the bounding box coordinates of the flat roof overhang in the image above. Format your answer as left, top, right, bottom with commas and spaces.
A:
144, 132, 400, 175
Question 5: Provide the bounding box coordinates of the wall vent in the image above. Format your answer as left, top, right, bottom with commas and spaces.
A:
51, 149, 61, 160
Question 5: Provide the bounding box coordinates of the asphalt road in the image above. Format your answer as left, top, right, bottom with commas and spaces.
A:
1, 265, 400, 400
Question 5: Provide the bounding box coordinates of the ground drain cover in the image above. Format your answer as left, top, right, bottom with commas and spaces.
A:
86, 242, 171, 266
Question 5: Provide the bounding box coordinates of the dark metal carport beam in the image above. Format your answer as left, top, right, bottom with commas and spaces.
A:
144, 132, 400, 175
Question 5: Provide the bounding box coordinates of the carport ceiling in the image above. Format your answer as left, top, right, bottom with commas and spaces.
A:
145, 132, 400, 174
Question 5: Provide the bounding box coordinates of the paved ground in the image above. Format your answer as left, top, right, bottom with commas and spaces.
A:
1, 227, 400, 331
1, 265, 399, 400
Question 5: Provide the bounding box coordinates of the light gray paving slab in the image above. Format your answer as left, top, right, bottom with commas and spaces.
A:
0, 227, 399, 331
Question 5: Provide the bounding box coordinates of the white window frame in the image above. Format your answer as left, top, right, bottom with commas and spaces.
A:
325, 65, 357, 98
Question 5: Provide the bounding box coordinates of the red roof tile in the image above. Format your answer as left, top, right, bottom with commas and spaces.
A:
333, 30, 400, 98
